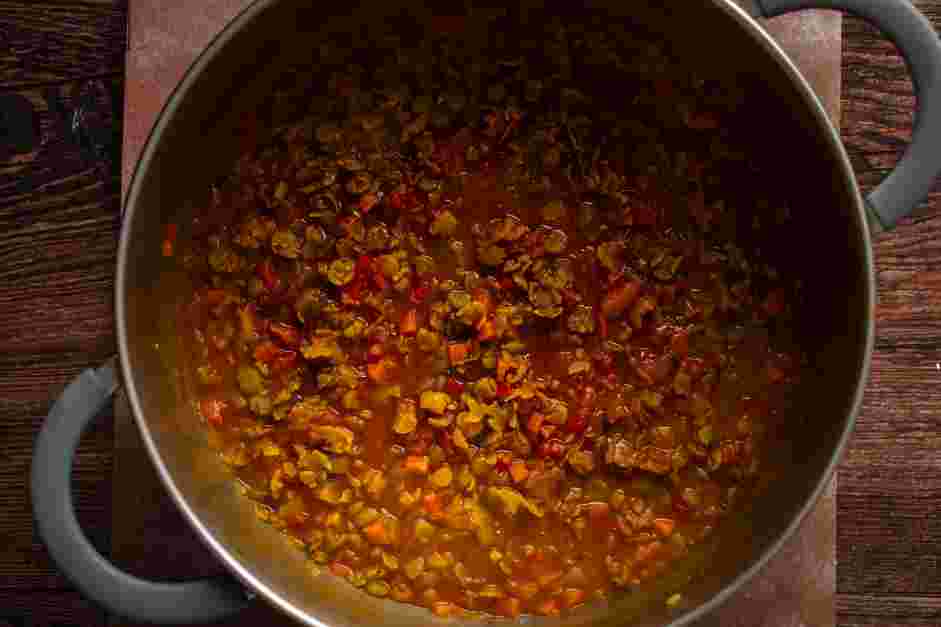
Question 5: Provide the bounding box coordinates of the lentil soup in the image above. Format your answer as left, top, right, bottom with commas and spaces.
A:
170, 14, 802, 621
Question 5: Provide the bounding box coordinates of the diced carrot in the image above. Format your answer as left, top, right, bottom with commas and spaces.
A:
767, 363, 785, 383
253, 340, 279, 363
527, 413, 545, 434
422, 492, 443, 516
535, 598, 560, 616
536, 570, 563, 587
359, 192, 380, 213
495, 597, 522, 618
399, 308, 419, 336
367, 357, 397, 384
635, 541, 664, 562
256, 259, 279, 291
601, 281, 641, 319
472, 288, 493, 315
670, 328, 690, 358
561, 588, 586, 609
431, 601, 463, 618
162, 224, 177, 257
363, 519, 392, 545
447, 341, 471, 365
270, 321, 301, 347
199, 398, 226, 425
329, 562, 354, 578
509, 460, 529, 483
204, 288, 229, 305
654, 517, 676, 537
588, 502, 612, 528
477, 317, 497, 341
403, 455, 430, 475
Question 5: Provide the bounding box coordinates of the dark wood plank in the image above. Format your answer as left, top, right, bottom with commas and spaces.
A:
838, 594, 941, 626
0, 589, 108, 626
0, 0, 123, 591
837, 3, 941, 614
0, 1, 127, 88
0, 394, 114, 590
838, 349, 941, 596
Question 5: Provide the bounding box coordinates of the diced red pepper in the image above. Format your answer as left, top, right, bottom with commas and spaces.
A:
409, 282, 431, 304
272, 350, 299, 372
535, 599, 560, 617
367, 343, 385, 363
199, 398, 227, 425
447, 342, 472, 365
587, 502, 612, 530
388, 190, 417, 211
477, 317, 497, 341
763, 288, 786, 316
670, 328, 690, 358
538, 439, 565, 459
633, 203, 659, 227
682, 357, 706, 379
527, 413, 545, 434
162, 224, 177, 257
359, 192, 380, 213
253, 340, 280, 363
445, 378, 465, 396
257, 259, 279, 291
566, 412, 589, 433
399, 308, 419, 336
270, 321, 302, 347
496, 382, 511, 398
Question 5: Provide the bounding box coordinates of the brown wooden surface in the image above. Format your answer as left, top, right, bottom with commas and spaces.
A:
2, 1, 941, 626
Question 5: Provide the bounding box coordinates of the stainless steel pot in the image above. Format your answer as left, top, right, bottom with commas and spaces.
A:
31, 0, 941, 625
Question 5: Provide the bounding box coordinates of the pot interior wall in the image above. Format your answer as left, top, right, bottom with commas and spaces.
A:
120, 1, 868, 625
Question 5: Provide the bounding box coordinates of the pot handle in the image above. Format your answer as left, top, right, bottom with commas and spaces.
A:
31, 360, 250, 623
753, 0, 941, 230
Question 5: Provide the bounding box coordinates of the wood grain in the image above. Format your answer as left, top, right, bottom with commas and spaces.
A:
0, 0, 124, 598
836, 5, 941, 618
838, 594, 941, 626
0, 1, 127, 88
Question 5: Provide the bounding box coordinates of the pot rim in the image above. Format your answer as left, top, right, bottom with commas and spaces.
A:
116, 1, 875, 624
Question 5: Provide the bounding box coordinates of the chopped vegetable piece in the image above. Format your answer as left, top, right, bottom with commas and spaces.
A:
420, 390, 451, 415
404, 456, 430, 475
393, 399, 418, 434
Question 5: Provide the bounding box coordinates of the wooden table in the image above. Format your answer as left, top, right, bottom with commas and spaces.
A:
2, 2, 940, 625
